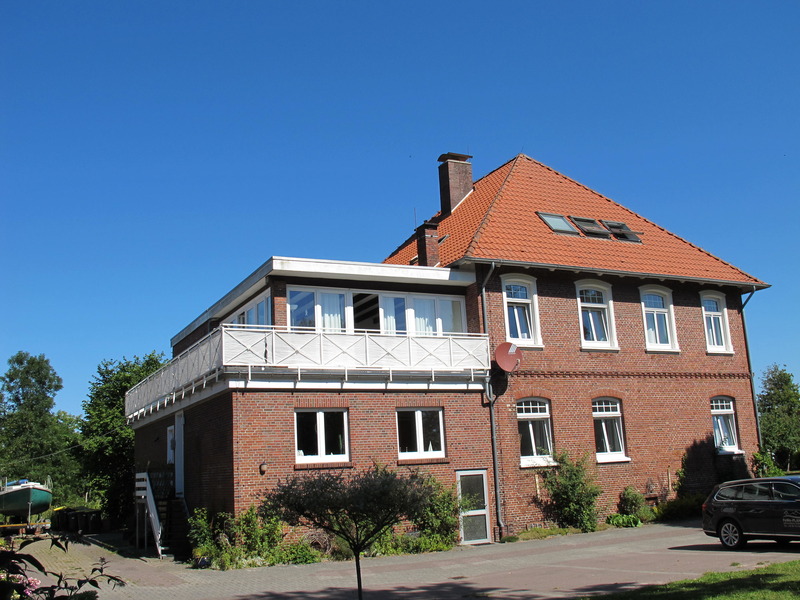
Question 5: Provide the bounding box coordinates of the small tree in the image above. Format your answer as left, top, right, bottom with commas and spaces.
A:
81, 353, 164, 524
263, 466, 441, 600
758, 364, 800, 470
540, 451, 601, 532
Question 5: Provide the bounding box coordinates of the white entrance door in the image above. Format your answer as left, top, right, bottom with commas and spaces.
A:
458, 470, 490, 544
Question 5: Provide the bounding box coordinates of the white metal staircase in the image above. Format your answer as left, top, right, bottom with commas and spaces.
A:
134, 472, 163, 559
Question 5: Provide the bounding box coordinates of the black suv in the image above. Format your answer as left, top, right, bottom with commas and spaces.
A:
702, 476, 800, 549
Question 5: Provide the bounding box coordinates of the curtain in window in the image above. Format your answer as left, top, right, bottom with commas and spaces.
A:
382, 297, 407, 334
414, 298, 436, 334
320, 292, 345, 331
508, 305, 532, 339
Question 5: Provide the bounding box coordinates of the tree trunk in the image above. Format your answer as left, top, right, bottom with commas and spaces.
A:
354, 551, 363, 600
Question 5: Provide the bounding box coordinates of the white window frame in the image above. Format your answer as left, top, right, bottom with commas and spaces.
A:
501, 275, 543, 347
639, 285, 679, 352
517, 399, 556, 467
396, 408, 445, 459
225, 292, 273, 327
575, 280, 618, 350
700, 291, 733, 353
294, 409, 349, 464
711, 397, 741, 454
592, 398, 630, 463
287, 285, 466, 336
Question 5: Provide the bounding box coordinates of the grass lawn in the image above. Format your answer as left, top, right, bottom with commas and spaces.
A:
574, 559, 800, 599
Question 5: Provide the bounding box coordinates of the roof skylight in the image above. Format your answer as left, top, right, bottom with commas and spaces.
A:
538, 212, 579, 234
601, 220, 642, 242
570, 216, 612, 237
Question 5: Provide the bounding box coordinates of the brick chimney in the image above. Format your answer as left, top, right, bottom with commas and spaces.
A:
415, 220, 440, 267
438, 152, 473, 216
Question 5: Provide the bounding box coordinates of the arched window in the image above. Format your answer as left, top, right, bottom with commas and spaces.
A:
517, 399, 554, 467
592, 398, 629, 462
639, 285, 679, 351
502, 275, 542, 345
711, 397, 739, 453
700, 291, 733, 353
576, 280, 617, 350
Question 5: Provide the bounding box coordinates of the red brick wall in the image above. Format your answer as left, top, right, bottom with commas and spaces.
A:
484, 269, 757, 533
225, 390, 494, 525
183, 395, 235, 514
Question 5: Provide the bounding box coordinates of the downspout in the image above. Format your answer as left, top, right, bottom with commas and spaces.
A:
479, 261, 506, 539
740, 287, 762, 449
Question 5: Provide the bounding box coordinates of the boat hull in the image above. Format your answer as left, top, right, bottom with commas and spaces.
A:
0, 484, 53, 519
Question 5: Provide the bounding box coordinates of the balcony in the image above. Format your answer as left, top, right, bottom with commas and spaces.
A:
126, 324, 490, 420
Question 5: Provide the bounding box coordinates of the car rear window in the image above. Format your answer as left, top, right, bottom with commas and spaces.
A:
716, 485, 743, 500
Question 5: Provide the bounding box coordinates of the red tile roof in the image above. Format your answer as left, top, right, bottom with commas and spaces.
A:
384, 154, 766, 288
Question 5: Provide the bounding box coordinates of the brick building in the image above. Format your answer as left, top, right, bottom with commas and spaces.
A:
126, 152, 767, 543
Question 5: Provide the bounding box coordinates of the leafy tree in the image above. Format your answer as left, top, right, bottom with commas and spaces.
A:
263, 466, 443, 600
757, 364, 800, 471
0, 352, 83, 505
80, 352, 164, 525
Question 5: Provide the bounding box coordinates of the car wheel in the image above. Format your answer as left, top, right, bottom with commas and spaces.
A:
718, 520, 746, 550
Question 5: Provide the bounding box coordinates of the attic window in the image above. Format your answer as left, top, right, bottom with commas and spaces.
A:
570, 216, 611, 238
409, 256, 419, 265
538, 213, 578, 234
601, 220, 642, 242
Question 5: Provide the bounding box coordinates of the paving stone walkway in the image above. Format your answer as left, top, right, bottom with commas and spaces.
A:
21, 521, 800, 599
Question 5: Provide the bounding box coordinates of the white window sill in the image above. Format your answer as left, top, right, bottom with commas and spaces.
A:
520, 456, 557, 468
645, 346, 681, 354
296, 454, 350, 464
398, 452, 446, 461
580, 346, 620, 353
706, 348, 734, 355
506, 339, 543, 349
716, 448, 745, 456
596, 453, 631, 464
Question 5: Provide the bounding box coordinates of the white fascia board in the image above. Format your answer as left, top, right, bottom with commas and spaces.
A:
269, 256, 474, 286
171, 256, 475, 348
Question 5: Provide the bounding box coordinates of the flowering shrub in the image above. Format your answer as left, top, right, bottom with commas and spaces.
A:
0, 534, 123, 599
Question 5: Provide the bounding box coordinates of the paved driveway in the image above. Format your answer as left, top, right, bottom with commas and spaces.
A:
25, 521, 800, 599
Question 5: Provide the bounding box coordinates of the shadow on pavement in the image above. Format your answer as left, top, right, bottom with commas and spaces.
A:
232, 581, 540, 599
669, 540, 800, 553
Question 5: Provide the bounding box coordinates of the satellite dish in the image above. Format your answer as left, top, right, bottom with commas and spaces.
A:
495, 342, 522, 372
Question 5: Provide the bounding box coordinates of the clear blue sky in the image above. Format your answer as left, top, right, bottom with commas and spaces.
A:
2, 2, 798, 417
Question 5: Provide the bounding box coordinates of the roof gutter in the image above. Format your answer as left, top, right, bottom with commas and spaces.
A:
455, 258, 770, 292
479, 261, 506, 540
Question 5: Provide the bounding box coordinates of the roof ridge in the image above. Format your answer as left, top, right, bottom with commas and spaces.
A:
463, 155, 521, 259
516, 155, 763, 284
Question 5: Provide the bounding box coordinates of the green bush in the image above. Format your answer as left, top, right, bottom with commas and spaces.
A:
605, 513, 642, 528
540, 451, 602, 532
652, 493, 705, 522
617, 485, 655, 523
363, 477, 461, 557
752, 451, 785, 477
187, 506, 321, 570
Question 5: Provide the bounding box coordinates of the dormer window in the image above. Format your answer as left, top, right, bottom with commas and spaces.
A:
570, 216, 611, 238
538, 212, 579, 234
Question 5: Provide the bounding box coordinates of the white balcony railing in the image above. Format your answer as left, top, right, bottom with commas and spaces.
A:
126, 324, 490, 418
